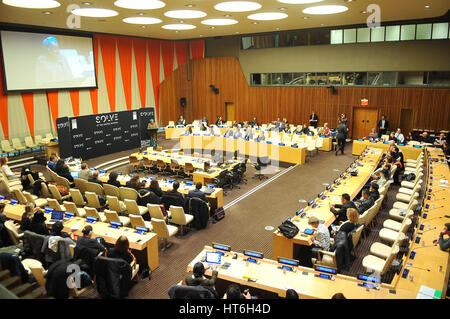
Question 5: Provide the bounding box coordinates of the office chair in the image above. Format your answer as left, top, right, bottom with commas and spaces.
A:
253, 156, 269, 181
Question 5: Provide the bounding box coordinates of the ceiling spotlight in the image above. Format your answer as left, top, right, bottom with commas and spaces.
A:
425, 5, 430, 8
199, 34, 203, 37
42, 10, 52, 14
303, 16, 310, 19
72, 8, 119, 17
141, 25, 146, 28
185, 4, 195, 8
277, 0, 323, 3
137, 12, 145, 16
3, 0, 60, 9
360, 10, 367, 14
114, 0, 166, 10
235, 31, 240, 34
82, 1, 92, 5
224, 14, 232, 17
252, 21, 258, 24
210, 26, 216, 29
302, 5, 348, 15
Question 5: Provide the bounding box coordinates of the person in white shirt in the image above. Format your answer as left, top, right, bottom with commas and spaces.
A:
434, 133, 447, 146
308, 216, 331, 251
0, 157, 20, 180
394, 128, 405, 144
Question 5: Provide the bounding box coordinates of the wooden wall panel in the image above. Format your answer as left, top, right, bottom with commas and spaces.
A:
160, 57, 450, 137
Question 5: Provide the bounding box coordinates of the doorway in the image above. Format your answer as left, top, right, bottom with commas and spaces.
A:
352, 108, 379, 139
225, 102, 235, 122
399, 109, 414, 138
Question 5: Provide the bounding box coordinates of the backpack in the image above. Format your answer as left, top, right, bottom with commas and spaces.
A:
402, 173, 416, 182
212, 207, 225, 224
278, 220, 299, 239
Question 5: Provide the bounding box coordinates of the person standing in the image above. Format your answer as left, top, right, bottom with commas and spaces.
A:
377, 115, 389, 136
336, 121, 347, 155
309, 111, 319, 128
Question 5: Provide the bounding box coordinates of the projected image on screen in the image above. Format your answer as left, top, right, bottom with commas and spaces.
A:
1, 31, 96, 91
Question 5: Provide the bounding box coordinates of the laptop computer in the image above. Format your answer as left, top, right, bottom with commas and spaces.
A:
47, 210, 65, 225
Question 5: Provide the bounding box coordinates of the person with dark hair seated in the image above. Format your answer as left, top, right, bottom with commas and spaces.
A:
148, 180, 163, 197
354, 189, 374, 214
106, 171, 122, 188
126, 175, 141, 190
78, 162, 92, 181
0, 203, 7, 224
50, 221, 71, 238
166, 181, 185, 202
329, 193, 356, 223
74, 225, 105, 275
107, 235, 136, 265
19, 204, 34, 233
285, 289, 299, 299
30, 210, 49, 236
88, 170, 103, 186
433, 223, 450, 251
223, 283, 252, 299
331, 292, 346, 299
184, 262, 218, 287
369, 183, 380, 201
188, 182, 208, 203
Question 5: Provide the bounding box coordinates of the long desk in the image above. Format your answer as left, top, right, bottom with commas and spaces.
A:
352, 139, 422, 161
272, 147, 383, 260
3, 201, 160, 271
165, 126, 228, 139
180, 135, 307, 165
186, 245, 415, 299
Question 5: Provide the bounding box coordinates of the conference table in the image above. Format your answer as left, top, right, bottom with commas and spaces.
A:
352, 139, 423, 161
180, 135, 307, 165
2, 200, 160, 271
272, 147, 383, 260
130, 150, 241, 189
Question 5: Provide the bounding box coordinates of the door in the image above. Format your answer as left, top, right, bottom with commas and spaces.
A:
399, 109, 414, 137
226, 102, 235, 122
352, 108, 379, 139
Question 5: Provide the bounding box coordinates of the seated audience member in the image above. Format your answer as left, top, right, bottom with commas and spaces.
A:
0, 203, 6, 224
329, 193, 356, 223
394, 128, 405, 144
184, 262, 218, 287
182, 126, 193, 136
78, 162, 92, 181
188, 182, 208, 203
244, 128, 253, 140
369, 183, 380, 201
334, 208, 359, 235
302, 124, 310, 135
166, 181, 185, 201
176, 115, 186, 126
331, 293, 346, 299
254, 130, 266, 142
200, 122, 208, 131
88, 170, 103, 186
30, 210, 49, 236
201, 116, 208, 125
0, 156, 20, 180
47, 155, 57, 171
126, 175, 141, 190
418, 131, 433, 144
148, 179, 163, 197
433, 223, 450, 251
434, 133, 447, 146
293, 125, 303, 135
215, 116, 223, 126
388, 131, 396, 142
50, 221, 71, 238
54, 159, 74, 183
232, 127, 242, 139
285, 289, 299, 299
368, 128, 378, 140
74, 225, 105, 274
106, 171, 122, 188
249, 117, 259, 127
224, 127, 233, 138
107, 235, 136, 265
308, 216, 331, 251
19, 204, 34, 233
355, 189, 374, 214
321, 123, 331, 137
391, 147, 404, 185
232, 120, 239, 128
443, 142, 450, 159
223, 284, 252, 299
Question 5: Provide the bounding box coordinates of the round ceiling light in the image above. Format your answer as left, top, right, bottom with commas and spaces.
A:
123, 17, 162, 24
214, 1, 262, 12
2, 0, 60, 9
162, 24, 196, 30
302, 5, 348, 15
201, 18, 238, 26
247, 12, 288, 20
164, 10, 206, 19
71, 8, 119, 17
114, 0, 165, 10
277, 0, 323, 4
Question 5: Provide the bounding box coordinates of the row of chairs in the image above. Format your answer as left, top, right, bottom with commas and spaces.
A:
361, 152, 424, 276
1, 133, 54, 154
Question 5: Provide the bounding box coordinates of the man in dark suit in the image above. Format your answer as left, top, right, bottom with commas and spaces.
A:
377, 115, 389, 136
336, 122, 347, 155
329, 193, 356, 223
201, 116, 208, 126
165, 181, 185, 202
244, 129, 253, 140
184, 262, 218, 286
355, 189, 374, 214
88, 170, 104, 186
188, 182, 208, 203
309, 111, 319, 128
369, 183, 380, 201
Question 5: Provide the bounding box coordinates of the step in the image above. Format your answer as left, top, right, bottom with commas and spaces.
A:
10, 160, 38, 170
104, 160, 130, 171
95, 156, 129, 169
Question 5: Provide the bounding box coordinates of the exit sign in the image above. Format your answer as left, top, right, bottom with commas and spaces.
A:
361, 99, 368, 107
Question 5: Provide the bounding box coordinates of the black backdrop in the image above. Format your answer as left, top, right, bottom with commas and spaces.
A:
57, 108, 155, 160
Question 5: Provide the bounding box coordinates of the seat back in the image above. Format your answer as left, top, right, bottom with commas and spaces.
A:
185, 163, 194, 173
24, 136, 35, 148
55, 175, 71, 189
4, 220, 22, 245
1, 140, 13, 152
381, 244, 400, 275
351, 225, 364, 251
23, 191, 37, 206
73, 178, 87, 194
46, 167, 54, 182
49, 168, 58, 182
85, 191, 102, 209
41, 182, 51, 198
84, 206, 101, 220
27, 173, 36, 185
151, 218, 169, 239
12, 138, 23, 149
119, 187, 138, 201
103, 184, 120, 198
124, 199, 140, 215
106, 195, 123, 213
129, 156, 140, 167
84, 182, 104, 196
142, 157, 153, 168
47, 198, 63, 211
27, 260, 47, 287
69, 188, 86, 206
129, 214, 146, 229
13, 189, 28, 204
157, 159, 166, 170
0, 177, 13, 194
48, 184, 63, 201
170, 206, 187, 225
34, 135, 43, 144
63, 201, 80, 216
45, 133, 54, 140
147, 203, 164, 219
104, 209, 121, 223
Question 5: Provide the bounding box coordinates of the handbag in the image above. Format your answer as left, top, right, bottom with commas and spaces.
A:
278, 220, 299, 239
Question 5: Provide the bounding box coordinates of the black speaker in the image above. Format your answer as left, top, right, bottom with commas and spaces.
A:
214, 88, 219, 95
180, 97, 186, 107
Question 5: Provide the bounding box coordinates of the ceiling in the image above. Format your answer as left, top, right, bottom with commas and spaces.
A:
0, 0, 449, 40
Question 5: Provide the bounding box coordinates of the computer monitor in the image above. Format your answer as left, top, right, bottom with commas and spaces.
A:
314, 265, 337, 275
277, 257, 299, 267
205, 252, 221, 264
243, 250, 264, 259
135, 226, 150, 234
51, 210, 64, 221
70, 171, 79, 178
212, 242, 231, 252
357, 274, 380, 283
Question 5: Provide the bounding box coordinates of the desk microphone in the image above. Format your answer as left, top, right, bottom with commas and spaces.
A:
424, 205, 445, 210
406, 264, 431, 272
422, 226, 438, 232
